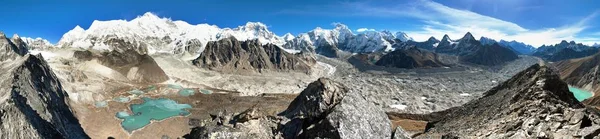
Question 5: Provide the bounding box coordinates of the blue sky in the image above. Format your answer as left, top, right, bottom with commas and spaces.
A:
1, 0, 599, 46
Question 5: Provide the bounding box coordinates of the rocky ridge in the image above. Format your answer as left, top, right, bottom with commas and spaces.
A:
412, 64, 600, 138
0, 34, 89, 138
192, 37, 316, 73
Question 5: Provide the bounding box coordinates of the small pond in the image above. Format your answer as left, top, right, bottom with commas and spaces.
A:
116, 97, 192, 132
569, 86, 593, 101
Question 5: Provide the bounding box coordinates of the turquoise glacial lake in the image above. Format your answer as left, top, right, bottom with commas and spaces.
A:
569, 86, 593, 101
116, 97, 192, 132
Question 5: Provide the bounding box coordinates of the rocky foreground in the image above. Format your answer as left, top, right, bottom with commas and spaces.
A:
183, 63, 600, 139
0, 32, 89, 139
183, 78, 392, 139
394, 64, 600, 138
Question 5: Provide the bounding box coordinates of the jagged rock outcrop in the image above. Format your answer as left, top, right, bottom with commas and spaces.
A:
0, 54, 89, 139
192, 37, 316, 73
435, 33, 480, 56
460, 43, 519, 66
73, 49, 169, 83
375, 47, 447, 69
184, 78, 392, 139
1, 32, 28, 61
415, 64, 600, 138
281, 78, 392, 139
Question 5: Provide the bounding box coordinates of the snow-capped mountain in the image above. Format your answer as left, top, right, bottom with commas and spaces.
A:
282, 23, 413, 54
282, 33, 295, 41
22, 37, 54, 49
394, 32, 413, 42
58, 12, 288, 54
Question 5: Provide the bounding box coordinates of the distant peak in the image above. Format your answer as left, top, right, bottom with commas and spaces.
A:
332, 23, 349, 30
427, 36, 439, 42
560, 40, 568, 44
282, 33, 295, 41
133, 12, 164, 22
442, 34, 450, 39
0, 31, 6, 39
462, 32, 475, 40
141, 12, 160, 18
73, 25, 84, 31
243, 22, 268, 30
12, 34, 20, 39
441, 34, 451, 41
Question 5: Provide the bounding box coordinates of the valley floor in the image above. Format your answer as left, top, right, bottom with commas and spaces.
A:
35, 49, 538, 138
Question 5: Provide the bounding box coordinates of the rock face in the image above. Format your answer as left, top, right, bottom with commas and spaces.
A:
283, 78, 392, 139
417, 64, 600, 138
375, 47, 447, 69
192, 37, 316, 73
73, 49, 169, 83
533, 40, 598, 61
1, 32, 28, 61
184, 78, 392, 139
460, 43, 519, 66
0, 54, 89, 139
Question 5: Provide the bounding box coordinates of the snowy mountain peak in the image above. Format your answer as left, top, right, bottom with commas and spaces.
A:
12, 34, 20, 39
282, 33, 295, 41
132, 12, 166, 23
333, 23, 349, 30
394, 32, 412, 42
73, 25, 85, 32
0, 31, 6, 39
241, 22, 268, 32
22, 37, 54, 49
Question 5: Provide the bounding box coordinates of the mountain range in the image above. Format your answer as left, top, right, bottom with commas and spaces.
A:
18, 12, 599, 63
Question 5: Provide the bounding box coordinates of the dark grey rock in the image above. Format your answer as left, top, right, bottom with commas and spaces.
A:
192, 37, 316, 73
0, 54, 89, 139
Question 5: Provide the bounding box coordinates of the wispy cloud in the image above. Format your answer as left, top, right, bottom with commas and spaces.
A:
278, 0, 599, 47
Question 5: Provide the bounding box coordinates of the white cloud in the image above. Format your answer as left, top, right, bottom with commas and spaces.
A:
356, 28, 376, 32
284, 0, 598, 47
351, 0, 598, 47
